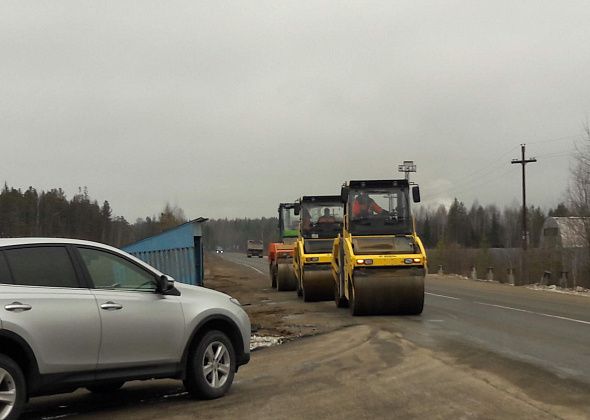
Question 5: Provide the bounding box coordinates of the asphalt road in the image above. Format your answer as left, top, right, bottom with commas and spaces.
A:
222, 251, 268, 275
223, 251, 590, 384
22, 253, 590, 419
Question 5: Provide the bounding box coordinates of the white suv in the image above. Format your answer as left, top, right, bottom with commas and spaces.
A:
0, 238, 250, 420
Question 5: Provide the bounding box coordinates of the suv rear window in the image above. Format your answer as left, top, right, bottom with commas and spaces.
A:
4, 246, 79, 288
0, 252, 12, 284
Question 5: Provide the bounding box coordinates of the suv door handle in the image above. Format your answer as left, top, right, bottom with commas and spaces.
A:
100, 301, 123, 311
5, 302, 32, 312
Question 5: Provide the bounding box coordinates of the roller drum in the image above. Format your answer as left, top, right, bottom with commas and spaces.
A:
277, 263, 297, 291
302, 267, 334, 302
350, 268, 425, 315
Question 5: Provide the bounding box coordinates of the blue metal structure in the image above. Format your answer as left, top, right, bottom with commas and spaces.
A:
122, 218, 208, 286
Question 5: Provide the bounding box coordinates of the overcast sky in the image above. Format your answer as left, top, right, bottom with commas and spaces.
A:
1, 1, 589, 220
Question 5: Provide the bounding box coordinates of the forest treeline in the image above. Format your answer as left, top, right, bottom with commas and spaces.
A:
415, 199, 569, 249
202, 218, 279, 251
0, 183, 571, 251
0, 184, 186, 247
205, 200, 570, 252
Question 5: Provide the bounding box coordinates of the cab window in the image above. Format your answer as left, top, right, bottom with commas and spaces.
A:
78, 247, 156, 291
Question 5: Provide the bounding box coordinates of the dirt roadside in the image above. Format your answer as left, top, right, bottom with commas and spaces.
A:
204, 253, 358, 341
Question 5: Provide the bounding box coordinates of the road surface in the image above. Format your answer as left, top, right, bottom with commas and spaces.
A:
224, 251, 590, 383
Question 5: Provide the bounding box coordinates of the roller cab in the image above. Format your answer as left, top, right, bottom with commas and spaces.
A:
333, 179, 427, 315
269, 203, 299, 290
293, 195, 344, 301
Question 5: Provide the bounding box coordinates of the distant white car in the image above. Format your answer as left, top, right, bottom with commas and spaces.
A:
216, 246, 224, 254
0, 238, 250, 420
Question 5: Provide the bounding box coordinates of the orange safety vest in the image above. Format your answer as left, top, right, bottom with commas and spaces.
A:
352, 198, 383, 217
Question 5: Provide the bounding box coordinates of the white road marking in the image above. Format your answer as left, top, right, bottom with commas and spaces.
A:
474, 301, 590, 326
425, 292, 461, 300
226, 257, 265, 274
244, 264, 264, 274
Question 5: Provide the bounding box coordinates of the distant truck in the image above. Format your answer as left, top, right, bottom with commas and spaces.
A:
247, 240, 264, 258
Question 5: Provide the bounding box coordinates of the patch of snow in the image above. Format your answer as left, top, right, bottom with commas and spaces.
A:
250, 335, 284, 351
163, 391, 188, 399
526, 284, 590, 297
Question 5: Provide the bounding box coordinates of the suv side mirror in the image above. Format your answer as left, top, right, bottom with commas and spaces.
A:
412, 186, 421, 203
294, 203, 301, 216
157, 274, 175, 293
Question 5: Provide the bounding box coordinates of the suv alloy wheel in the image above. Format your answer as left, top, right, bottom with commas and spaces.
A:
184, 330, 236, 399
0, 355, 25, 420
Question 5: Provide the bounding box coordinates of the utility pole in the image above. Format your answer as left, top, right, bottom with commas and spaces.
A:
511, 144, 537, 250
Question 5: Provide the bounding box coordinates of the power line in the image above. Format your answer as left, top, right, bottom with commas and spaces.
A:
535, 150, 573, 159
423, 145, 519, 198
423, 133, 577, 204
424, 157, 514, 199
527, 134, 579, 145
450, 145, 519, 184
425, 165, 514, 202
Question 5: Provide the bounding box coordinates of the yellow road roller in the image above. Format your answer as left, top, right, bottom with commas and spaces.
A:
332, 179, 426, 315
293, 195, 344, 301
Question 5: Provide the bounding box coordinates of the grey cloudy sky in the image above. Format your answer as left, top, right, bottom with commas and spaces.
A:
1, 1, 589, 220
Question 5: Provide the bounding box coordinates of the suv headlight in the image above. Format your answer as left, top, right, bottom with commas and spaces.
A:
229, 297, 241, 307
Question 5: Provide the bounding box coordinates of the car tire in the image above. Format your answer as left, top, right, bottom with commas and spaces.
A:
86, 382, 125, 394
184, 330, 236, 400
0, 354, 26, 420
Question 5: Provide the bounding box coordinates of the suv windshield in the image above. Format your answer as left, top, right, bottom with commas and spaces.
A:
348, 187, 412, 235
301, 201, 343, 239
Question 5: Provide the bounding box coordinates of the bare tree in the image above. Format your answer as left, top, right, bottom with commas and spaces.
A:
567, 124, 590, 285
569, 125, 590, 215
159, 203, 187, 231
